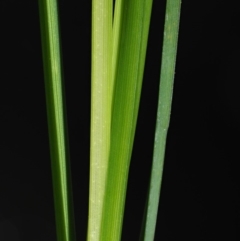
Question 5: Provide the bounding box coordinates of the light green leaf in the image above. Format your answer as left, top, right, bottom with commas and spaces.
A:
141, 0, 181, 240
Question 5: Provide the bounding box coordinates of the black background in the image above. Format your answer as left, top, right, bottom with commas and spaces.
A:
1, 0, 239, 240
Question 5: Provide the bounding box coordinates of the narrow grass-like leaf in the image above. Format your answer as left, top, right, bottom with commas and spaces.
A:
88, 0, 112, 240
141, 1, 181, 240
99, 0, 153, 240
38, 1, 75, 241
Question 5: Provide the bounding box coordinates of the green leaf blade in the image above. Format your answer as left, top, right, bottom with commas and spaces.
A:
100, 0, 153, 240
38, 1, 75, 241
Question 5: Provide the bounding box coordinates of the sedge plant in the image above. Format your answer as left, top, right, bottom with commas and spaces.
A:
38, 0, 181, 240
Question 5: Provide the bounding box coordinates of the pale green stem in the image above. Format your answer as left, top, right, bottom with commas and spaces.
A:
88, 0, 112, 241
